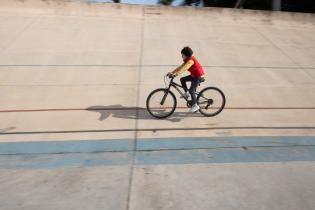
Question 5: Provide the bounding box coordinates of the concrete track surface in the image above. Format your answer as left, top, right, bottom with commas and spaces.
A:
1, 0, 315, 209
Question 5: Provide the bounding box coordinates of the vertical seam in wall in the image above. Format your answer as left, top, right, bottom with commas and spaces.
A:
253, 27, 315, 81
126, 6, 145, 210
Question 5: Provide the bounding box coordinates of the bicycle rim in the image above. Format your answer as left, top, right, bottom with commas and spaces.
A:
197, 87, 226, 117
146, 89, 177, 119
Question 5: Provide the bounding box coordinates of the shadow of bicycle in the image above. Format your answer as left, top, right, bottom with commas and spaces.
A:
87, 105, 201, 123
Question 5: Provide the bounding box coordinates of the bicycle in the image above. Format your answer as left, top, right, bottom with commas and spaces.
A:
146, 74, 226, 119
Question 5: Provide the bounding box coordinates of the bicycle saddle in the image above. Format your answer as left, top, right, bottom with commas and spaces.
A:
199, 77, 205, 83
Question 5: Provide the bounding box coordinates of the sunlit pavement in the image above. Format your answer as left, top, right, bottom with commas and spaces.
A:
0, 1, 315, 209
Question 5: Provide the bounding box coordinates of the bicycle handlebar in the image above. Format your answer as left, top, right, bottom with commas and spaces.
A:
166, 73, 176, 79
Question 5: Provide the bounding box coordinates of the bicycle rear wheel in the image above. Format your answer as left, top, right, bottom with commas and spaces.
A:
197, 87, 225, 117
146, 88, 177, 119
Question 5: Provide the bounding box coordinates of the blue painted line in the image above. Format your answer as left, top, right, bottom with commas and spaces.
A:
0, 136, 315, 169
0, 136, 315, 155
137, 136, 315, 151
1, 146, 315, 169
0, 139, 133, 155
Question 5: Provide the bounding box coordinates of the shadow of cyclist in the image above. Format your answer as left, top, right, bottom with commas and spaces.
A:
87, 105, 200, 122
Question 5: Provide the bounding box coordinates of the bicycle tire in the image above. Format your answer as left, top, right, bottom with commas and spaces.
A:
146, 88, 177, 119
197, 87, 226, 117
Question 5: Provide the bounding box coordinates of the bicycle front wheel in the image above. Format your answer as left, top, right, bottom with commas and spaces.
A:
146, 88, 177, 119
197, 87, 226, 117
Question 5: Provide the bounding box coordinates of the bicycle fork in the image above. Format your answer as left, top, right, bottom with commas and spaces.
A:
161, 81, 174, 106
160, 90, 169, 105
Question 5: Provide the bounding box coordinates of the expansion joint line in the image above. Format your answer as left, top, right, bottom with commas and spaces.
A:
126, 7, 146, 210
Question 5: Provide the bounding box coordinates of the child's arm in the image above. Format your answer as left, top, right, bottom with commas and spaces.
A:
171, 60, 194, 76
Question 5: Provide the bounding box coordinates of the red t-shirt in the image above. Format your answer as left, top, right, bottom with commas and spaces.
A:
184, 56, 205, 78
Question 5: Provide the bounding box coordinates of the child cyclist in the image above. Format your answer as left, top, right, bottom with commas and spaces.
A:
168, 46, 205, 113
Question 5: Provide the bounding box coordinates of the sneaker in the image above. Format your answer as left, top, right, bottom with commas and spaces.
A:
181, 91, 190, 99
189, 104, 200, 113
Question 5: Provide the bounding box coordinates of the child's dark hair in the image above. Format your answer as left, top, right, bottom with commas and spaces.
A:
181, 46, 193, 57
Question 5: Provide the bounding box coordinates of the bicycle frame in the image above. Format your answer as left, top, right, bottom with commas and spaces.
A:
160, 76, 207, 106
167, 77, 188, 101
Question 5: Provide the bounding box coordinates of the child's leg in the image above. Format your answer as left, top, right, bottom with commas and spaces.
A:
180, 75, 192, 92
189, 77, 200, 105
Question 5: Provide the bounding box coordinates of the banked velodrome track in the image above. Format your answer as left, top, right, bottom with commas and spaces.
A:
0, 1, 315, 209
